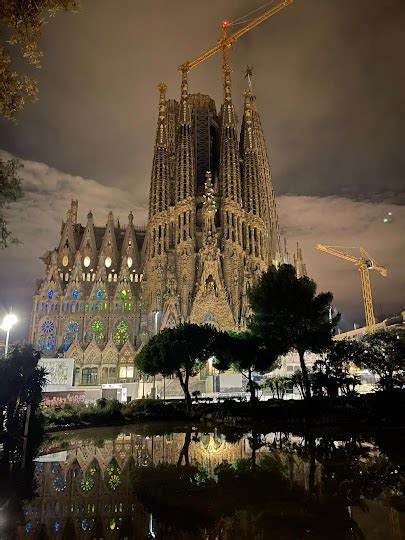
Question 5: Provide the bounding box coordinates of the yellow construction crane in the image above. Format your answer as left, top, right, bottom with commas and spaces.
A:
179, 0, 293, 74
316, 245, 387, 331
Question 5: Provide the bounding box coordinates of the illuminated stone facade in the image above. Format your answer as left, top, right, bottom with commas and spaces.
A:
29, 72, 306, 384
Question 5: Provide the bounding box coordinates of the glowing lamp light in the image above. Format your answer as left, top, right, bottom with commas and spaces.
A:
2, 310, 18, 356
222, 20, 231, 28
2, 313, 17, 332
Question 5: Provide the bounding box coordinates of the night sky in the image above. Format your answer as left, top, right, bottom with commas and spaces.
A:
0, 0, 404, 340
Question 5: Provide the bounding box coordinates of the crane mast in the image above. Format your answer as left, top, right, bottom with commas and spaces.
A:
179, 0, 293, 74
316, 244, 387, 332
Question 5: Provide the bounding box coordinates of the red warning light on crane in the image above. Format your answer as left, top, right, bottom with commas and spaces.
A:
222, 20, 231, 29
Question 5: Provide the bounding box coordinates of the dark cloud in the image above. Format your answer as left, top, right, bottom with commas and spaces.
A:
0, 0, 404, 202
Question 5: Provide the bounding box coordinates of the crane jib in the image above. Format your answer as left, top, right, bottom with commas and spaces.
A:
178, 0, 293, 73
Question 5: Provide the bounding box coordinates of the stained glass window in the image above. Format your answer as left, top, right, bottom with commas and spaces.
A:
38, 320, 56, 351
106, 463, 122, 490
67, 321, 79, 333
91, 319, 105, 339
120, 289, 127, 300
41, 320, 55, 334
63, 321, 80, 351
96, 290, 103, 300
113, 320, 129, 345
72, 289, 79, 299
47, 335, 56, 350
37, 335, 46, 350
47, 289, 54, 299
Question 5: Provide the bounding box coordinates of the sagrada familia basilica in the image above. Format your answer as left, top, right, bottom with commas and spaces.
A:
29, 68, 306, 385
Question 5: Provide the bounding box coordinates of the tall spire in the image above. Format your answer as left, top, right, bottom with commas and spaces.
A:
241, 67, 281, 263
149, 83, 170, 217
241, 88, 261, 217
293, 242, 307, 278
175, 70, 195, 202
219, 51, 241, 203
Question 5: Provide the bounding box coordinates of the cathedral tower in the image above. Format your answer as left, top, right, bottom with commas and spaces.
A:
30, 68, 305, 386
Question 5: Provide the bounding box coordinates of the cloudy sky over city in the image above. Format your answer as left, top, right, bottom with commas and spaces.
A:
1, 0, 404, 338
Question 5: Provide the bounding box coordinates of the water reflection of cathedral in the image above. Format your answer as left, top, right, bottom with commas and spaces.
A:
18, 430, 320, 538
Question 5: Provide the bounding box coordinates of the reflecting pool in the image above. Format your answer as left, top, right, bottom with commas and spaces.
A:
3, 424, 405, 538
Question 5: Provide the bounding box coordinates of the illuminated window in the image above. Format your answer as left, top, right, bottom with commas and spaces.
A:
120, 289, 127, 300
113, 320, 129, 345
72, 289, 79, 299
119, 366, 134, 379
63, 320, 80, 350
96, 290, 103, 300
105, 256, 112, 268
127, 256, 133, 268
83, 256, 91, 267
91, 319, 105, 340
47, 289, 54, 299
62, 255, 69, 267
106, 463, 121, 491
41, 320, 55, 334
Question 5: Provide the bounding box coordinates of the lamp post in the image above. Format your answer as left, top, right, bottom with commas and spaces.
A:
2, 309, 18, 357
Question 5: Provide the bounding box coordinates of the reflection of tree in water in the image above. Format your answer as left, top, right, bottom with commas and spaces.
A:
3, 425, 405, 538
131, 427, 364, 539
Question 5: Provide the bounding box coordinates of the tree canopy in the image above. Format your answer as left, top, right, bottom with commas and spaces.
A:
358, 329, 405, 391
1, 0, 77, 119
312, 339, 362, 397
248, 264, 339, 399
136, 323, 218, 412
0, 343, 46, 432
214, 331, 278, 403
0, 158, 23, 248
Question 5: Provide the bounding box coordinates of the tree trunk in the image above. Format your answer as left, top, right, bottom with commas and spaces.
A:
177, 428, 192, 466
298, 350, 311, 399
308, 435, 316, 494
247, 368, 257, 405
177, 370, 192, 414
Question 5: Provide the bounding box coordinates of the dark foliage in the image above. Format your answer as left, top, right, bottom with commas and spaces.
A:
136, 323, 218, 413
249, 264, 339, 398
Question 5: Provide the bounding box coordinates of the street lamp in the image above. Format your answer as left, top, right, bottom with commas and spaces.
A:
1, 309, 18, 357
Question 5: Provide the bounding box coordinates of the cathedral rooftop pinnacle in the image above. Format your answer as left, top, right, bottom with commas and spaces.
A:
244, 65, 254, 93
